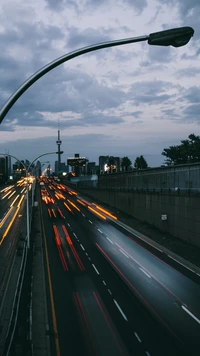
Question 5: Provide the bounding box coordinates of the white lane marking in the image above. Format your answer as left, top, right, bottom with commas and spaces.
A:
73, 232, 77, 238
146, 352, 151, 356
102, 280, 106, 286
97, 228, 103, 233
108, 289, 112, 295
113, 299, 128, 321
182, 305, 200, 324
106, 237, 113, 244
89, 220, 93, 224
134, 332, 141, 342
80, 244, 85, 251
119, 249, 129, 258
85, 252, 88, 256
168, 255, 195, 273
88, 257, 91, 261
196, 273, 200, 277
67, 223, 71, 227
139, 267, 151, 278
92, 264, 100, 275
5, 242, 12, 257
82, 214, 85, 217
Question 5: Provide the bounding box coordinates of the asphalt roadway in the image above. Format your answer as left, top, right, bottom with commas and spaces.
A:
39, 179, 200, 356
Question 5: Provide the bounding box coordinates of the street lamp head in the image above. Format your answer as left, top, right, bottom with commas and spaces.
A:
148, 26, 194, 47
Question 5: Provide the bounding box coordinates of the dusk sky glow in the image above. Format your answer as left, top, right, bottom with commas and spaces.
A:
0, 0, 200, 168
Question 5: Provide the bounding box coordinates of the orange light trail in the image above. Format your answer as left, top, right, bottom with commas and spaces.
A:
76, 199, 86, 206
64, 202, 73, 214
88, 206, 106, 220
67, 200, 80, 212
92, 204, 117, 220
0, 207, 14, 228
58, 208, 64, 218
1, 190, 14, 200
10, 194, 20, 207
17, 194, 25, 207
0, 206, 20, 245
7, 190, 16, 200
53, 225, 68, 271
62, 225, 85, 270
0, 185, 14, 193
48, 208, 52, 218
52, 209, 56, 217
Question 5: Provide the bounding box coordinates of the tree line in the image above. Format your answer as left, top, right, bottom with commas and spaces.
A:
108, 133, 200, 172
107, 155, 148, 172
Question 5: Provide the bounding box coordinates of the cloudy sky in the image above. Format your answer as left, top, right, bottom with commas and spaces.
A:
0, 0, 200, 170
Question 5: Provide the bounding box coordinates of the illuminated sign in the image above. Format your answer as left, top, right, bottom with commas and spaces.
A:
67, 158, 86, 166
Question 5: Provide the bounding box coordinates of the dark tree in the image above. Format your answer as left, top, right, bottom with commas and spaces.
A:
134, 155, 148, 169
162, 134, 200, 165
121, 156, 132, 171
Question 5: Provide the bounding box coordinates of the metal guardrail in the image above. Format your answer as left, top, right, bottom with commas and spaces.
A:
2, 238, 28, 356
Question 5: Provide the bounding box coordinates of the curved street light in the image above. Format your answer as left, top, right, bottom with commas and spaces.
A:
0, 26, 194, 123
0, 151, 57, 248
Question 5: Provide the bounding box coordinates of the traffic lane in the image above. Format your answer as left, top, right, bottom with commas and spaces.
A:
0, 199, 25, 300
92, 219, 200, 315
42, 197, 165, 356
95, 236, 200, 349
42, 207, 130, 356
41, 204, 89, 356
60, 209, 200, 352
60, 210, 185, 356
72, 274, 129, 356
46, 187, 200, 315
0, 183, 26, 219
46, 185, 200, 350
109, 218, 200, 285
62, 187, 200, 283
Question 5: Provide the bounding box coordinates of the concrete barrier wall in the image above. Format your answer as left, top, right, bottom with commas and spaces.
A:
78, 188, 200, 248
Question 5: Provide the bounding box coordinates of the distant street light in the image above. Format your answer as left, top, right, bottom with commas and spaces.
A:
0, 26, 194, 123
0, 151, 57, 248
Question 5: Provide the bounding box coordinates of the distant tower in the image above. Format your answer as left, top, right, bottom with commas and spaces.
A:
56, 121, 62, 171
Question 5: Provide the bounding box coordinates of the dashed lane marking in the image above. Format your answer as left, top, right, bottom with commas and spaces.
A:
139, 267, 151, 278
106, 237, 113, 244
92, 264, 100, 275
134, 332, 141, 342
113, 299, 128, 321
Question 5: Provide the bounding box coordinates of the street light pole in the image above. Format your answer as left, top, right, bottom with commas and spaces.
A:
0, 27, 194, 124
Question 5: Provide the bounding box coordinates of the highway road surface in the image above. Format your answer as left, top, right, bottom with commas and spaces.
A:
38, 177, 200, 356
0, 180, 28, 300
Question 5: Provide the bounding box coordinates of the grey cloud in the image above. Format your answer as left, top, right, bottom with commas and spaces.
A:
147, 46, 174, 63
175, 67, 200, 78
122, 0, 148, 12
129, 80, 175, 105
45, 0, 77, 11
67, 27, 113, 48
181, 52, 199, 60
183, 86, 200, 103
160, 0, 200, 16
161, 108, 181, 120
131, 111, 143, 118
182, 103, 200, 122
45, 0, 148, 13
159, 0, 200, 38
